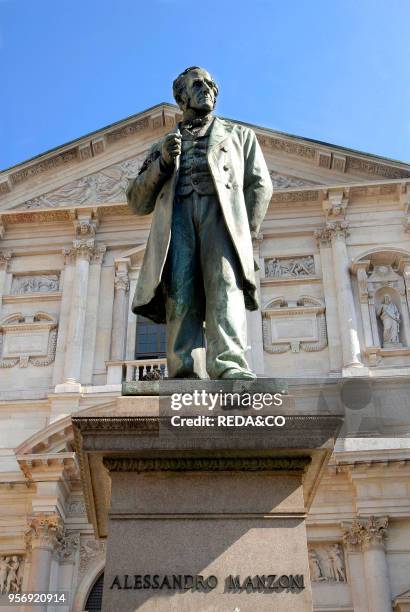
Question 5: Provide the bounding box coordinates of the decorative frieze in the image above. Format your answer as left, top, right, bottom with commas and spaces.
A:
257, 134, 316, 160
0, 556, 24, 594
308, 544, 346, 583
103, 456, 311, 473
106, 116, 151, 143
346, 156, 408, 179
0, 312, 58, 368
264, 255, 315, 279
10, 149, 79, 186
262, 296, 327, 354
271, 189, 319, 204
11, 274, 60, 295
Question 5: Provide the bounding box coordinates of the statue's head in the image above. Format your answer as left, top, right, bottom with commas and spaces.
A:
383, 294, 391, 304
173, 66, 218, 114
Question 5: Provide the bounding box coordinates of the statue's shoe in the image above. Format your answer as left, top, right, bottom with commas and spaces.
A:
219, 368, 256, 380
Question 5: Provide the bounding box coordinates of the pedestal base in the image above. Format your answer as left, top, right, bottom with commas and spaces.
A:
72, 379, 343, 612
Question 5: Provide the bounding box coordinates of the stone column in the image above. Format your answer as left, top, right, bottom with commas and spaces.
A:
315, 233, 342, 372
342, 522, 370, 612
125, 268, 139, 360
362, 517, 392, 612
57, 532, 80, 612
318, 222, 361, 368
81, 246, 106, 384
25, 514, 63, 612
398, 258, 410, 346
110, 259, 130, 361
351, 260, 376, 357
62, 244, 92, 388
343, 516, 392, 612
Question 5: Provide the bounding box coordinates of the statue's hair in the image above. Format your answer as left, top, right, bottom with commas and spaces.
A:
172, 66, 219, 106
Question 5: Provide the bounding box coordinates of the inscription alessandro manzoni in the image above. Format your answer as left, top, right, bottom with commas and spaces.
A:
110, 574, 305, 592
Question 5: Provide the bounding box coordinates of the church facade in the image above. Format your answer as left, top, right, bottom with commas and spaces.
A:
0, 103, 410, 611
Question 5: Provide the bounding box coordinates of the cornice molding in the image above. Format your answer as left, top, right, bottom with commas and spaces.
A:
1, 102, 409, 205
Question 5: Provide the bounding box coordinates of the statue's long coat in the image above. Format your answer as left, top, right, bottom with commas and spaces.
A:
126, 117, 273, 324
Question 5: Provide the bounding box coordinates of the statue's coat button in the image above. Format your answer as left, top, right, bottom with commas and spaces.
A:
225, 183, 231, 189
223, 165, 229, 171
221, 146, 228, 152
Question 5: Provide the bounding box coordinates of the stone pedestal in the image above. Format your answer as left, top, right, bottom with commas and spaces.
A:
72, 379, 343, 612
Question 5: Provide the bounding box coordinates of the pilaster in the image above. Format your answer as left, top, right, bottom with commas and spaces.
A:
343, 516, 391, 612
81, 245, 106, 384
25, 513, 64, 610
0, 250, 12, 318
315, 230, 342, 372
316, 221, 361, 369
110, 258, 130, 361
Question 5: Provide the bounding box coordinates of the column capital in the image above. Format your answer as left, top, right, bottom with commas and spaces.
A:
0, 250, 12, 271
342, 515, 388, 551
26, 513, 64, 552
315, 221, 349, 246
114, 258, 130, 292
91, 244, 106, 265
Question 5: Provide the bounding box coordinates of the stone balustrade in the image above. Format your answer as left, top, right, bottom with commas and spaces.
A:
106, 358, 167, 384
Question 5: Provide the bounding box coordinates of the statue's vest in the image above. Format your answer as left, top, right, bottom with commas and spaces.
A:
175, 130, 216, 197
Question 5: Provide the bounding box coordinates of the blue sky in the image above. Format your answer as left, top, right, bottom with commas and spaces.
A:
1, 0, 409, 169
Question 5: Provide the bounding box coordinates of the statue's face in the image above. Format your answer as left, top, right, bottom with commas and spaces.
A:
182, 69, 216, 112
384, 295, 391, 304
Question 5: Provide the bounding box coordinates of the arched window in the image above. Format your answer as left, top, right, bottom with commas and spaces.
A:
85, 573, 104, 612
135, 315, 166, 358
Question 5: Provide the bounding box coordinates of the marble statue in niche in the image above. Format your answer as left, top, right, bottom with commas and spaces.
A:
377, 294, 401, 346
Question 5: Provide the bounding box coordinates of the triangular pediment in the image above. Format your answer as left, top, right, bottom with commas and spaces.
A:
0, 102, 409, 212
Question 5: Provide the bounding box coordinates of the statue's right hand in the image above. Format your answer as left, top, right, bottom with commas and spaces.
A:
161, 132, 182, 166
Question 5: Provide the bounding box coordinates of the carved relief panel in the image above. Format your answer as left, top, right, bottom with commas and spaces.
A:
264, 255, 315, 279
262, 296, 327, 353
0, 556, 24, 594
308, 543, 347, 583
11, 274, 60, 295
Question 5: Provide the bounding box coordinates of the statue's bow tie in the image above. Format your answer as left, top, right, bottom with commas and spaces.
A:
181, 115, 212, 130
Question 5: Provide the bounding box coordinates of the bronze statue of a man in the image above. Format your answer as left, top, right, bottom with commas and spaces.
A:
127, 67, 272, 379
